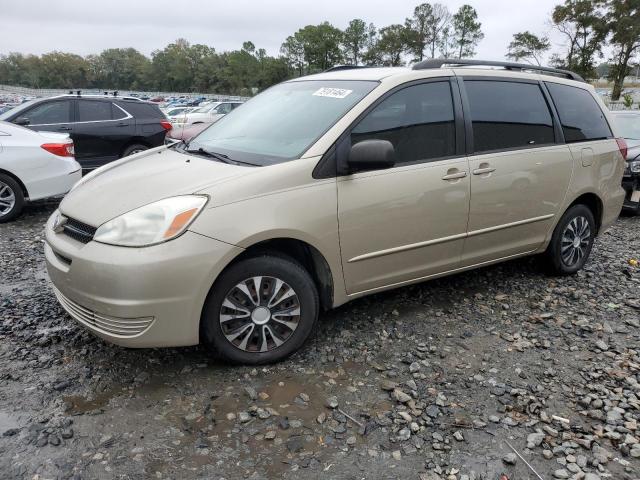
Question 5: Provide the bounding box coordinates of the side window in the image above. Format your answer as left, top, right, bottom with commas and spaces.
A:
20, 101, 71, 124
77, 100, 113, 122
216, 104, 232, 114
111, 104, 128, 120
545, 82, 612, 143
465, 81, 555, 153
351, 82, 456, 164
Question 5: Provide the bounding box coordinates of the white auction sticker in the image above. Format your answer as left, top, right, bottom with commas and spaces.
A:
313, 87, 353, 99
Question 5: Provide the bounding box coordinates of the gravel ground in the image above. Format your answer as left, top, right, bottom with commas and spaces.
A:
1, 202, 639, 480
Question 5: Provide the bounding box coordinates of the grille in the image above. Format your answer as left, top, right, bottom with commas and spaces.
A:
62, 218, 97, 244
53, 287, 154, 338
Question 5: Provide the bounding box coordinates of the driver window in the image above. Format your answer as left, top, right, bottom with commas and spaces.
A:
351, 82, 456, 164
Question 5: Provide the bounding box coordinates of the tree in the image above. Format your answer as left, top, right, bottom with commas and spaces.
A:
551, 0, 607, 80
404, 3, 434, 62
342, 19, 369, 65
93, 48, 151, 90
506, 31, 551, 65
280, 34, 306, 76
605, 0, 640, 100
450, 5, 484, 58
366, 24, 407, 66
404, 3, 452, 61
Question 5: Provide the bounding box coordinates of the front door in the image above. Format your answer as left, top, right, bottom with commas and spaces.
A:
16, 99, 75, 137
337, 80, 470, 295
459, 79, 573, 265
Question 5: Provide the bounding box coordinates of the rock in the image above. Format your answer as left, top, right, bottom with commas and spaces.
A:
397, 428, 411, 441
264, 430, 276, 440
298, 392, 310, 403
502, 452, 517, 465
409, 362, 421, 373
381, 379, 397, 391
238, 411, 251, 423
553, 469, 569, 479
583, 474, 601, 480
527, 432, 545, 449
594, 339, 609, 351
346, 436, 356, 445
453, 430, 464, 442
592, 445, 611, 464
286, 435, 304, 453
244, 386, 257, 400
316, 412, 326, 424
392, 389, 411, 403
325, 396, 338, 409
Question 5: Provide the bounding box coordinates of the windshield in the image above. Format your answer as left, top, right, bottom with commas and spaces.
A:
188, 80, 378, 165
613, 114, 640, 140
0, 98, 39, 120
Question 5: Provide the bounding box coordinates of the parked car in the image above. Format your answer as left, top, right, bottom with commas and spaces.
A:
164, 121, 211, 143
45, 60, 625, 364
0, 121, 81, 222
162, 106, 193, 118
611, 111, 640, 214
173, 101, 243, 125
0, 95, 172, 171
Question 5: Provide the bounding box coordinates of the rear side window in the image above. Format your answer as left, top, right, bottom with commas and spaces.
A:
116, 101, 163, 119
351, 81, 456, 164
21, 101, 71, 124
77, 100, 113, 122
465, 81, 554, 153
545, 83, 612, 143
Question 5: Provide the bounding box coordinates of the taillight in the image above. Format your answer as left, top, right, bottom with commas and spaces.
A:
616, 138, 628, 160
41, 142, 75, 157
160, 120, 172, 131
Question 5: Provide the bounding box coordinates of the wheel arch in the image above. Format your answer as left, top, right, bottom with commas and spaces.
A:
567, 192, 603, 234
230, 237, 335, 312
0, 168, 29, 198
119, 138, 151, 158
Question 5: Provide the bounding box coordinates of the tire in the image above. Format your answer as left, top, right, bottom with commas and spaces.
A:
544, 204, 596, 275
121, 144, 148, 157
201, 254, 319, 364
0, 174, 25, 223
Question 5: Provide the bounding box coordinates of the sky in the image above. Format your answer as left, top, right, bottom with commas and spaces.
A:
0, 0, 571, 62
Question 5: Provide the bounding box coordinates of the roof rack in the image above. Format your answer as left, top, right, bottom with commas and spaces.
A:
324, 65, 371, 72
412, 58, 584, 82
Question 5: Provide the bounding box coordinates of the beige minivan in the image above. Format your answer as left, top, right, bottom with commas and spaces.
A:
45, 59, 626, 364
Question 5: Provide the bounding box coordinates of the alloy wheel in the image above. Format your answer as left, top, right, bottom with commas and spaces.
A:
219, 276, 301, 353
0, 181, 16, 216
560, 215, 591, 267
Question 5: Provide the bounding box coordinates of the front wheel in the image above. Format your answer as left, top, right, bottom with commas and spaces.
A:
0, 174, 25, 223
122, 144, 148, 157
201, 254, 319, 364
544, 204, 596, 275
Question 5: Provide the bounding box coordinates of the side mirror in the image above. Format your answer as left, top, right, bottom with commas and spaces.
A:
347, 139, 396, 173
15, 117, 30, 126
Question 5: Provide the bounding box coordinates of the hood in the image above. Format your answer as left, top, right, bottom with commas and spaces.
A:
59, 147, 247, 226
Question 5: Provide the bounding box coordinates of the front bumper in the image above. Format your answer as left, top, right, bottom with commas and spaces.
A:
622, 176, 640, 212
44, 211, 242, 348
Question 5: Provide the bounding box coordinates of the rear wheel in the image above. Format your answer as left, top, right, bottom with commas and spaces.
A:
201, 254, 319, 364
0, 174, 25, 223
122, 144, 148, 157
545, 204, 596, 275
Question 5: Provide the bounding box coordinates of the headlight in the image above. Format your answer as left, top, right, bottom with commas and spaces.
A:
94, 195, 208, 247
629, 160, 640, 173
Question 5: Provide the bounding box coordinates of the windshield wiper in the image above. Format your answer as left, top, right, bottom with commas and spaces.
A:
184, 146, 259, 167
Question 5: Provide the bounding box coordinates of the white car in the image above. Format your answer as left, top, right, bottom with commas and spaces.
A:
0, 121, 81, 222
172, 101, 243, 125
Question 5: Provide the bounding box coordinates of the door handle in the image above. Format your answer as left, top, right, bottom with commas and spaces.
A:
441, 170, 467, 181
472, 165, 496, 175
57, 126, 72, 131
116, 122, 128, 127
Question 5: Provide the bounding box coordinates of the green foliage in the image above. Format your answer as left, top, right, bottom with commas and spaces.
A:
623, 93, 634, 109
342, 19, 376, 65
605, 0, 640, 100
551, 0, 607, 80
450, 4, 484, 58
403, 3, 452, 61
365, 25, 407, 66
506, 32, 551, 66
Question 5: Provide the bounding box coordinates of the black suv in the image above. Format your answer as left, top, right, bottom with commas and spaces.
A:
0, 95, 171, 171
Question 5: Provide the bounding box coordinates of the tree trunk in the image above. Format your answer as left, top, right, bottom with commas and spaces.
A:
611, 46, 633, 101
